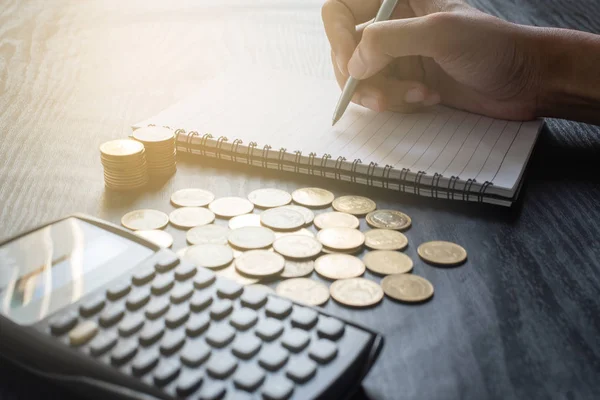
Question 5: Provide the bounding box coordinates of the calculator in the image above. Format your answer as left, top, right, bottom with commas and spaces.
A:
0, 215, 383, 400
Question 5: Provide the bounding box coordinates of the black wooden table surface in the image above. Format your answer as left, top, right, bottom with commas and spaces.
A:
1, 0, 599, 399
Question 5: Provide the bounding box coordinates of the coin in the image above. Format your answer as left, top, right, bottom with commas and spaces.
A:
228, 226, 275, 250
171, 189, 215, 207
276, 205, 314, 225
276, 278, 330, 306
183, 244, 233, 269
314, 254, 365, 280
235, 250, 285, 277
228, 214, 261, 230
134, 230, 174, 248
321, 246, 363, 255
209, 197, 254, 218
248, 188, 292, 208
332, 195, 376, 215
100, 139, 144, 157
364, 229, 408, 251
330, 278, 384, 307
121, 209, 169, 231
169, 207, 215, 229
381, 274, 434, 302
363, 250, 413, 275
132, 126, 174, 143
313, 212, 360, 230
366, 209, 412, 231
186, 224, 230, 245
215, 262, 259, 286
317, 228, 365, 250
246, 284, 275, 294
291, 188, 335, 208
176, 247, 189, 258
273, 235, 322, 259
280, 260, 315, 278
417, 241, 467, 266
260, 208, 305, 231
274, 228, 315, 239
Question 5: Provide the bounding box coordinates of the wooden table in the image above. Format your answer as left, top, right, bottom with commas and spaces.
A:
1, 0, 600, 399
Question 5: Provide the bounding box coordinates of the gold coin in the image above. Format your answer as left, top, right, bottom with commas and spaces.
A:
332, 195, 376, 215
381, 274, 434, 302
186, 224, 230, 245
313, 212, 360, 230
330, 278, 383, 307
273, 235, 322, 259
183, 244, 233, 269
417, 241, 467, 266
132, 126, 174, 143
169, 207, 215, 229
228, 226, 275, 250
314, 254, 365, 280
228, 214, 261, 230
260, 208, 305, 231
366, 209, 412, 231
100, 139, 144, 158
121, 209, 169, 231
208, 197, 254, 218
276, 278, 330, 306
134, 230, 174, 248
291, 188, 335, 208
274, 228, 315, 239
280, 259, 315, 278
364, 229, 408, 251
170, 189, 215, 207
246, 284, 275, 294
363, 250, 413, 275
248, 188, 292, 208
317, 228, 365, 250
276, 205, 314, 225
235, 250, 285, 277
215, 262, 259, 286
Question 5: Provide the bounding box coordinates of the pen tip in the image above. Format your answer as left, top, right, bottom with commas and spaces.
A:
331, 117, 339, 126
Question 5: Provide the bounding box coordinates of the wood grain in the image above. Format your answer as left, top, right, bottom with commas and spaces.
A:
1, 0, 600, 399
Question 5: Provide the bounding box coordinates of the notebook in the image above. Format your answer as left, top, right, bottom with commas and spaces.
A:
134, 69, 543, 206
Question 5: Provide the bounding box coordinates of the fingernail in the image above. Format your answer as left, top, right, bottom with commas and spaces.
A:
361, 96, 380, 111
423, 92, 441, 106
404, 88, 425, 103
348, 53, 367, 79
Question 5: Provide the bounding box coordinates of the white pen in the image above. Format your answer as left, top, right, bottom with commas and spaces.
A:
331, 0, 399, 125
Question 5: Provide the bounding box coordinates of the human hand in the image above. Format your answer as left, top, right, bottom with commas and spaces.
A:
322, 0, 544, 120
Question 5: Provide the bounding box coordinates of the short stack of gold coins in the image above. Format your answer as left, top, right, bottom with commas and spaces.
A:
132, 126, 177, 177
99, 139, 149, 191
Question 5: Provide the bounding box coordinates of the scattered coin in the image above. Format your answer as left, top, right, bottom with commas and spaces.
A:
209, 197, 254, 218
134, 230, 174, 248
291, 188, 335, 208
176, 247, 189, 258
235, 250, 285, 277
330, 278, 384, 308
364, 229, 408, 251
317, 228, 365, 250
321, 246, 363, 255
169, 207, 215, 229
248, 188, 292, 208
276, 278, 330, 306
121, 209, 169, 231
280, 259, 315, 278
170, 188, 215, 207
314, 254, 365, 280
183, 244, 233, 269
381, 274, 434, 303
228, 226, 275, 250
276, 205, 315, 225
228, 214, 262, 230
417, 241, 467, 266
215, 262, 259, 286
274, 228, 315, 239
366, 209, 412, 231
260, 207, 305, 231
314, 211, 360, 230
186, 224, 230, 245
273, 235, 322, 259
332, 195, 376, 215
363, 250, 413, 275
246, 284, 275, 294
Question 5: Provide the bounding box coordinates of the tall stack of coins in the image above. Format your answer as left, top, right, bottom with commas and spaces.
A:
100, 139, 148, 191
132, 126, 176, 177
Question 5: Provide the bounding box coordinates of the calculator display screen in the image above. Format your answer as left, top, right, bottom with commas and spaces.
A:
0, 217, 153, 324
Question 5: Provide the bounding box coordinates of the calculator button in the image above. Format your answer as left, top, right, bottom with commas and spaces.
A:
69, 320, 98, 346
174, 261, 197, 281
89, 332, 118, 357
308, 339, 338, 364
99, 304, 125, 328
159, 330, 186, 355
190, 291, 213, 312
126, 288, 151, 311
151, 274, 174, 295
261, 376, 294, 400
280, 328, 310, 352
153, 359, 181, 387
316, 316, 345, 340
198, 381, 226, 400
165, 305, 190, 329
229, 308, 258, 330
131, 349, 159, 377
132, 266, 156, 286
286, 357, 317, 383
193, 268, 216, 289
231, 334, 262, 359
79, 295, 106, 318
258, 345, 288, 371
216, 280, 243, 299
176, 372, 204, 396
265, 298, 292, 319
155, 252, 180, 273
49, 312, 78, 336
240, 289, 268, 309
139, 321, 165, 346
206, 352, 238, 379
170, 282, 194, 304
185, 314, 210, 337
210, 299, 233, 320
290, 307, 318, 330
180, 341, 211, 367
118, 314, 145, 337
255, 319, 283, 341
233, 364, 265, 391
144, 298, 170, 320
205, 324, 235, 348
106, 280, 131, 301
111, 341, 138, 366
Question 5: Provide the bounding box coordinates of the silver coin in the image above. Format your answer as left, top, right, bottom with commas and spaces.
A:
260, 207, 305, 231
248, 188, 292, 208
186, 224, 230, 245
228, 226, 276, 250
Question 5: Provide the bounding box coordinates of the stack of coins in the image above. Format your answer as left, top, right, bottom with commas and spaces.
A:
132, 126, 176, 177
100, 139, 148, 191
